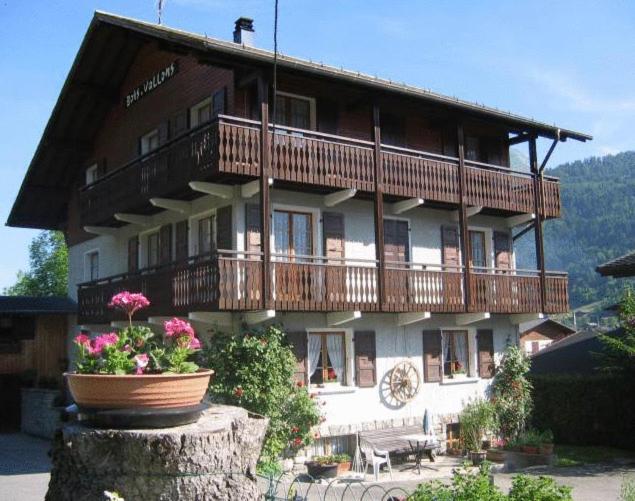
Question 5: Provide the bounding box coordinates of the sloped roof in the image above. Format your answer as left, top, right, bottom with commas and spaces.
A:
597, 250, 635, 278
7, 11, 592, 231
519, 318, 576, 335
0, 296, 77, 315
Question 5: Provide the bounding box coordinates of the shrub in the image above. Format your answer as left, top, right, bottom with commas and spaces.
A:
508, 474, 572, 500
459, 398, 496, 452
492, 346, 532, 443
202, 325, 321, 466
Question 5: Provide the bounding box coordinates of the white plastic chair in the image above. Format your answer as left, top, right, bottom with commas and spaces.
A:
360, 441, 393, 480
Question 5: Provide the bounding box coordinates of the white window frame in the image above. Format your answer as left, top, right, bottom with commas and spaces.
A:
190, 97, 212, 128
138, 226, 162, 269
189, 208, 218, 257
467, 225, 494, 270
140, 129, 160, 155
83, 249, 100, 282
275, 91, 317, 131
85, 163, 99, 186
271, 203, 321, 259
306, 327, 354, 388
437, 326, 482, 382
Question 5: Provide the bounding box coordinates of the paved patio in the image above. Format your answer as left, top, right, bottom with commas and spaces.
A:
0, 433, 51, 500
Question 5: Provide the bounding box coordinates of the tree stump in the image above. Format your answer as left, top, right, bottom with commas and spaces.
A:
46, 405, 268, 501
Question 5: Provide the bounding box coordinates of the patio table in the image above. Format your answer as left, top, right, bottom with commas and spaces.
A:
401, 433, 437, 474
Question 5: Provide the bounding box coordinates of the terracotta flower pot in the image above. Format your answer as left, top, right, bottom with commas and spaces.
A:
64, 369, 214, 409
486, 448, 506, 463
521, 445, 539, 455
336, 461, 351, 475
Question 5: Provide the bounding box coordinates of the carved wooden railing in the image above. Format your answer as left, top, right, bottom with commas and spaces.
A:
384, 261, 464, 313
544, 273, 569, 314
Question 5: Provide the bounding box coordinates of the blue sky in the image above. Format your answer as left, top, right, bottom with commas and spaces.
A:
0, 0, 633, 290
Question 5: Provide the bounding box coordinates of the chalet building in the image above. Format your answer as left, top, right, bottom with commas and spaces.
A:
519, 318, 576, 356
8, 13, 590, 453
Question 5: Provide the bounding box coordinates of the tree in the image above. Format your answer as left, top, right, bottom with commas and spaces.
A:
596, 288, 635, 374
4, 231, 68, 297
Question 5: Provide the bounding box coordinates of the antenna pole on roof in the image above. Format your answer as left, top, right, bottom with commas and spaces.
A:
157, 0, 166, 25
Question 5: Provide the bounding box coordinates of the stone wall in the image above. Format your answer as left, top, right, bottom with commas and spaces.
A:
46, 405, 268, 501
21, 388, 62, 439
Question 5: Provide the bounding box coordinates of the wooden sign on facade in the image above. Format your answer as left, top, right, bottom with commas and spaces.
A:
124, 60, 179, 108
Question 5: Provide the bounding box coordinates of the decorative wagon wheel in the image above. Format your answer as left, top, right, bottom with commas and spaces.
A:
389, 361, 421, 403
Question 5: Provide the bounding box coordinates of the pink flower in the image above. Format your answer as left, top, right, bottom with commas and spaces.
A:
90, 332, 119, 356
164, 318, 195, 339
74, 334, 90, 347
134, 353, 149, 375
188, 337, 202, 350
108, 292, 150, 317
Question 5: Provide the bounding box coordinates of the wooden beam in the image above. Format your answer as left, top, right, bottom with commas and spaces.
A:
509, 313, 544, 325
187, 312, 233, 326
373, 105, 386, 310
327, 311, 361, 326
507, 213, 535, 228
150, 198, 192, 214
539, 138, 558, 173
324, 188, 357, 207
114, 213, 153, 227
396, 312, 431, 326
513, 222, 535, 241
456, 312, 490, 325
392, 198, 424, 215
457, 124, 471, 312
508, 133, 531, 146
188, 181, 234, 199
244, 310, 275, 325
529, 137, 547, 312
241, 178, 273, 198
83, 225, 118, 237
452, 205, 483, 222
260, 79, 272, 309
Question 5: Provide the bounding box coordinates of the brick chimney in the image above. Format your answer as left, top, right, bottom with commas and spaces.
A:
233, 17, 255, 47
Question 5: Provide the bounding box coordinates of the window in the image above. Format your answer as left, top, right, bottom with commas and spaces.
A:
469, 230, 487, 268
275, 92, 314, 130
465, 136, 480, 162
273, 210, 313, 259
197, 215, 216, 255
190, 98, 212, 128
147, 232, 159, 267
85, 164, 99, 186
308, 333, 346, 385
85, 251, 99, 281
140, 129, 160, 155
442, 330, 469, 377
384, 219, 410, 263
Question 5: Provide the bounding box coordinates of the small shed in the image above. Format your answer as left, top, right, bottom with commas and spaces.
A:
519, 318, 576, 356
0, 296, 76, 431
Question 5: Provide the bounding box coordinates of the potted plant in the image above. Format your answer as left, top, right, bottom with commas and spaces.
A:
451, 361, 467, 378
333, 453, 352, 475
539, 429, 554, 455
520, 430, 541, 455
305, 455, 339, 479
459, 399, 495, 465
65, 292, 213, 412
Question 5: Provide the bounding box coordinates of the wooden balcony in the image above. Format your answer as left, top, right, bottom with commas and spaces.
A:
79, 116, 561, 227
77, 252, 568, 324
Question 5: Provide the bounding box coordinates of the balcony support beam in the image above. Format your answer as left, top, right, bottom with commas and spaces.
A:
327, 311, 361, 326
452, 205, 483, 222
241, 178, 273, 199
456, 124, 472, 312
324, 188, 357, 207
187, 312, 233, 327
259, 80, 273, 308
244, 310, 275, 325
396, 311, 431, 326
83, 225, 118, 237
507, 213, 535, 228
456, 312, 490, 325
150, 198, 192, 214
392, 198, 424, 215
189, 181, 234, 199
372, 105, 387, 309
114, 213, 153, 227
529, 136, 547, 312
509, 313, 544, 325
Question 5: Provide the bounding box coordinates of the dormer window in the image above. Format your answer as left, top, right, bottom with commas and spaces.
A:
85, 164, 99, 186
140, 129, 160, 155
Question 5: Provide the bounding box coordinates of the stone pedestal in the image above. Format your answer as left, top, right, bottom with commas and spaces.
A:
46, 405, 268, 501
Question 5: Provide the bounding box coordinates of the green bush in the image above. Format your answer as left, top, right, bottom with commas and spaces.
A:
459, 399, 496, 452
530, 373, 635, 450
202, 325, 321, 466
508, 475, 572, 501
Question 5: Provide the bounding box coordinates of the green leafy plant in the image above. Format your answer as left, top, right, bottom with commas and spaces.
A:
508, 474, 572, 500
621, 475, 635, 501
311, 454, 350, 465
595, 288, 635, 374
202, 325, 321, 466
459, 398, 496, 452
492, 346, 533, 443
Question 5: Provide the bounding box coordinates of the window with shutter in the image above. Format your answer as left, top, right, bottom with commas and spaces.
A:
477, 329, 495, 378
245, 203, 261, 257
140, 129, 160, 155
171, 109, 189, 137
422, 330, 442, 383
212, 88, 227, 117
286, 331, 308, 385
469, 230, 487, 268
216, 205, 233, 252
494, 231, 512, 270
128, 236, 139, 273
190, 98, 212, 128
198, 215, 215, 255
354, 331, 376, 388
441, 226, 460, 267
175, 220, 189, 261
147, 232, 159, 267
159, 224, 172, 264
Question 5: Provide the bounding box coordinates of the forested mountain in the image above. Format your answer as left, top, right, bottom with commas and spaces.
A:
516, 151, 635, 308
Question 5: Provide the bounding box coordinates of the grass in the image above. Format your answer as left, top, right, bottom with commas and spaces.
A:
555, 445, 635, 467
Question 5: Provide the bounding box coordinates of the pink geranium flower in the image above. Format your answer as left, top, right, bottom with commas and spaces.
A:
108, 292, 150, 317
90, 332, 119, 357
188, 337, 202, 350
74, 334, 90, 347
164, 318, 195, 339
134, 353, 149, 375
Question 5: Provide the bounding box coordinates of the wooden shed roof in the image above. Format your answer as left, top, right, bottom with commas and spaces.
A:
597, 250, 635, 278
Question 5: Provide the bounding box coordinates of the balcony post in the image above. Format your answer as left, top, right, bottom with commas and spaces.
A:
372, 105, 386, 309
456, 124, 471, 312
529, 136, 547, 311
259, 83, 272, 309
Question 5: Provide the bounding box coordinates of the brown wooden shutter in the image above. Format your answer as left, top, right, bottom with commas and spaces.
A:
442, 226, 460, 267
216, 205, 233, 252
494, 231, 512, 270
245, 203, 261, 256
477, 329, 495, 378
323, 212, 345, 261
422, 330, 442, 382
355, 331, 376, 387
127, 236, 139, 273
175, 220, 189, 261
158, 223, 172, 264
171, 109, 189, 137
286, 331, 307, 385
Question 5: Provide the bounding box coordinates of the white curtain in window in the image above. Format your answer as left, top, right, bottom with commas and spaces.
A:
308, 334, 322, 378
455, 333, 468, 371
326, 335, 345, 382
442, 332, 451, 364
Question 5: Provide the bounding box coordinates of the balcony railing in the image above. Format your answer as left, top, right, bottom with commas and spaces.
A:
77, 252, 568, 324
79, 115, 561, 226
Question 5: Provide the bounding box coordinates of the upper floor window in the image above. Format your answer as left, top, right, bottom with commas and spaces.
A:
140, 129, 160, 155
443, 330, 469, 377
190, 98, 212, 128
275, 92, 315, 130
85, 251, 99, 281
465, 136, 481, 162
469, 230, 487, 268
197, 215, 216, 255
273, 209, 313, 259
147, 232, 159, 267
85, 164, 99, 186
308, 332, 346, 385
